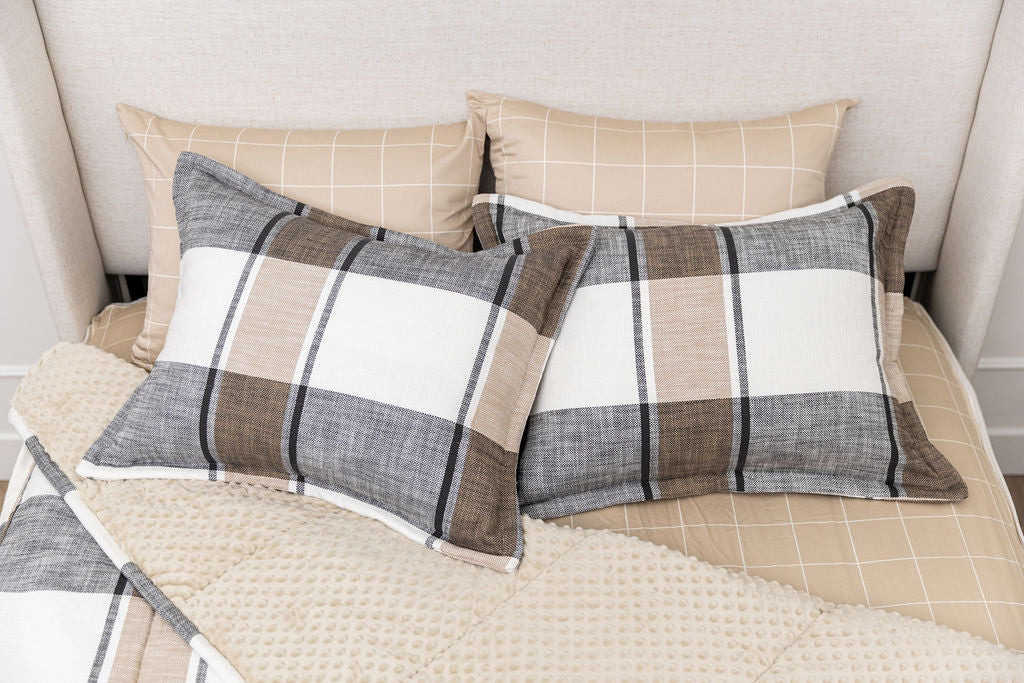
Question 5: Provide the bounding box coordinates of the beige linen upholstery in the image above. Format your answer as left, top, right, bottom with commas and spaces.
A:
27, 0, 1000, 274
469, 92, 854, 244
117, 106, 484, 368
930, 0, 1024, 374
1, 1, 1020, 371
0, 0, 109, 340
557, 301, 1024, 651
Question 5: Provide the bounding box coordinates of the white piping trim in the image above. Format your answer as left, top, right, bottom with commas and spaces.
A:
7, 408, 31, 441
189, 635, 244, 683
8, 408, 245, 683
63, 489, 133, 569
75, 460, 520, 574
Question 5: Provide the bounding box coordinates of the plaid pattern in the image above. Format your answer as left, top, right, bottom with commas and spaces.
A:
0, 467, 210, 681
117, 104, 485, 369
72, 298, 1024, 651
468, 92, 855, 248
81, 153, 595, 571
557, 302, 1024, 651
474, 181, 967, 520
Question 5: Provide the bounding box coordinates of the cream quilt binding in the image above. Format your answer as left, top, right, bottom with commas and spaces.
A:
9, 343, 1024, 680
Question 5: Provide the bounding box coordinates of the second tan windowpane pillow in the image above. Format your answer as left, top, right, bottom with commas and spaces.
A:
468, 92, 855, 248
118, 104, 484, 369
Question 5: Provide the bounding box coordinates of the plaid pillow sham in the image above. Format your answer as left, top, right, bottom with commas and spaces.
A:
79, 153, 596, 572
473, 181, 967, 519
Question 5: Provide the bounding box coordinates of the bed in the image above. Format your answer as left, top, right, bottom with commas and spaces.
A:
1, 0, 1023, 679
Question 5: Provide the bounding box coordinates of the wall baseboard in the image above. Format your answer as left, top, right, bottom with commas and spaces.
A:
972, 356, 1024, 475
1, 368, 27, 479
0, 434, 21, 479
0, 365, 30, 378
989, 429, 1024, 475
975, 357, 1024, 371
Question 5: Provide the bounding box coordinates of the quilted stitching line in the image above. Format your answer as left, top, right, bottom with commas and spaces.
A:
179, 509, 336, 604
409, 527, 597, 679
754, 607, 828, 681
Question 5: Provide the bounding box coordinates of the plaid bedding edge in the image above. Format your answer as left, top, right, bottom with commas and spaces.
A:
0, 423, 236, 682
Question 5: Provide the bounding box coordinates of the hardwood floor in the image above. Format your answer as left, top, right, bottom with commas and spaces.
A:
0, 478, 1023, 524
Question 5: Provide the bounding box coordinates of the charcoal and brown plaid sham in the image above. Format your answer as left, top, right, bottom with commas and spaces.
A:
473, 182, 967, 519
80, 153, 596, 571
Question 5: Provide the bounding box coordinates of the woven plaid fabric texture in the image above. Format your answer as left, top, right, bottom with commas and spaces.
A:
556, 302, 1024, 651
468, 92, 855, 248
117, 104, 485, 369
0, 468, 209, 680
72, 298, 1024, 649
474, 181, 967, 519
81, 153, 595, 571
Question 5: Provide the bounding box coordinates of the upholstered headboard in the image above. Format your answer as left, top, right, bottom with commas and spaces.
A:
0, 0, 1022, 375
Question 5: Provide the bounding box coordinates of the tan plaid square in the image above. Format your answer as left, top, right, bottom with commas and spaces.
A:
225, 259, 329, 384
648, 276, 730, 402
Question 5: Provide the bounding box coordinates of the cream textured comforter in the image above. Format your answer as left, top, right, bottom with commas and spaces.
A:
9, 342, 1024, 680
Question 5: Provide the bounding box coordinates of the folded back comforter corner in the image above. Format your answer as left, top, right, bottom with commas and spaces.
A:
5, 341, 1023, 680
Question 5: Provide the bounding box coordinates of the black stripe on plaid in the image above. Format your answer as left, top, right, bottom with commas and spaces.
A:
285, 237, 372, 484
494, 195, 506, 244
858, 202, 901, 497
433, 253, 520, 538
88, 573, 132, 681
199, 210, 291, 475
719, 226, 751, 492
624, 228, 654, 501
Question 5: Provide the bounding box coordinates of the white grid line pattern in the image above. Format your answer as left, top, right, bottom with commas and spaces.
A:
81, 300, 148, 364
117, 105, 483, 370
914, 309, 1000, 640
473, 93, 854, 234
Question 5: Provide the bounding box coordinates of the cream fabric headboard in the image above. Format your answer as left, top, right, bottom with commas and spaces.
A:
0, 0, 1022, 375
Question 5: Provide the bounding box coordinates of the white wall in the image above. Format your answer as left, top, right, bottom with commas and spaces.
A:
0, 146, 59, 477
974, 218, 1024, 474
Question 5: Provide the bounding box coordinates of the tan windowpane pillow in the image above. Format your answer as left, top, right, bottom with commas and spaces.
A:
467, 92, 855, 248
118, 105, 484, 369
